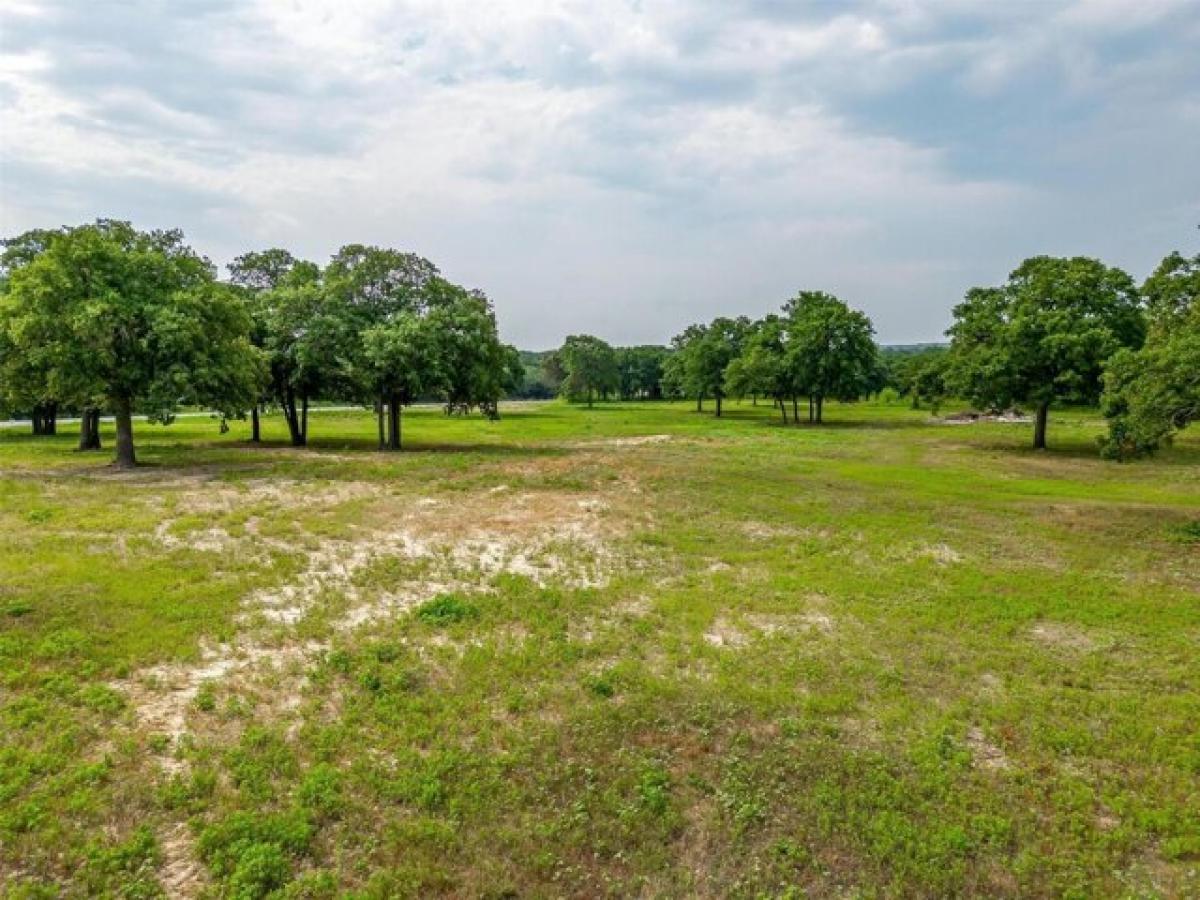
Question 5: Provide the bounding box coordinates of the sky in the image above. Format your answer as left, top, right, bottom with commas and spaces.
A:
1, 0, 1198, 348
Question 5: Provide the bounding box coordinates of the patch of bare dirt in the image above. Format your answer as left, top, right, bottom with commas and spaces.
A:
936, 409, 1032, 425
155, 522, 238, 553
118, 640, 327, 761
1029, 621, 1096, 652
116, 473, 644, 893
166, 478, 379, 518
738, 521, 816, 541
120, 480, 637, 745
919, 542, 963, 565
745, 611, 835, 636
158, 822, 208, 899
966, 726, 1010, 771
703, 618, 748, 648
580, 434, 673, 448
978, 672, 1003, 695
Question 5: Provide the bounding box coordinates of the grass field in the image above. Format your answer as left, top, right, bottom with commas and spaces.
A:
1, 399, 1197, 899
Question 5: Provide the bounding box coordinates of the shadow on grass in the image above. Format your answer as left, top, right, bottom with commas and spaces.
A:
713, 406, 931, 432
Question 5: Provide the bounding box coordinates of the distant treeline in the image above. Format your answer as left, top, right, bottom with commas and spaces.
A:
537, 254, 1197, 457
1, 219, 1196, 464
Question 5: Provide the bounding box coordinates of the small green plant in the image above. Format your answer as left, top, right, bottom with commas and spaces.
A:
194, 681, 217, 712
228, 841, 290, 899
637, 764, 672, 816
586, 670, 617, 698
82, 826, 160, 897
148, 734, 171, 754
416, 593, 480, 626
198, 809, 313, 897
1169, 520, 1200, 543
297, 764, 343, 819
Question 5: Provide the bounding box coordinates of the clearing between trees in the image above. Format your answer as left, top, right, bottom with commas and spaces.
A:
1, 400, 1197, 898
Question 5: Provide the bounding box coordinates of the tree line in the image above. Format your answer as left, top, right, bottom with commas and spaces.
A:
0, 221, 521, 467
2, 220, 1195, 463
542, 252, 1197, 457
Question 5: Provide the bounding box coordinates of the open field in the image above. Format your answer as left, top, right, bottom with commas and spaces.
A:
1, 400, 1198, 899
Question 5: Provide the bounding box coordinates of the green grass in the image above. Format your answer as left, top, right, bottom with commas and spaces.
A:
1, 399, 1198, 898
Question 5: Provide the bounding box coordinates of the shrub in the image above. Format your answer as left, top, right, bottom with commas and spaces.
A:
298, 763, 343, 819
416, 594, 480, 626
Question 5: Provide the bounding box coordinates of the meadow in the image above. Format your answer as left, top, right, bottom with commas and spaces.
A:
0, 399, 1197, 899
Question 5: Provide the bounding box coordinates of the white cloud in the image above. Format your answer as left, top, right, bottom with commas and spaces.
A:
1, 0, 1197, 346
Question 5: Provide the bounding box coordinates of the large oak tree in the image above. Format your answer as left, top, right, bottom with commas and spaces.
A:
0, 221, 261, 467
947, 257, 1144, 449
783, 291, 877, 424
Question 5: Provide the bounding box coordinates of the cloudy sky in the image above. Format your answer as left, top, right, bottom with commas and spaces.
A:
1, 0, 1198, 347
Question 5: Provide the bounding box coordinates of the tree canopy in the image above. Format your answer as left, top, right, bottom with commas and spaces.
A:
557, 335, 618, 408
782, 292, 878, 424
0, 220, 261, 467
1100, 252, 1199, 458
666, 317, 751, 416
946, 256, 1145, 449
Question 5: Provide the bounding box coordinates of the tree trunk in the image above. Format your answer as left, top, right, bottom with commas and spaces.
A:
301, 396, 309, 444
114, 397, 136, 469
715, 395, 722, 418
816, 396, 824, 424
78, 408, 101, 450
779, 396, 788, 424
282, 388, 305, 446
588, 389, 594, 409
386, 393, 401, 451
792, 397, 799, 424
808, 396, 814, 423
250, 405, 261, 443
696, 395, 703, 413
1033, 401, 1050, 450
31, 402, 58, 435
376, 397, 386, 450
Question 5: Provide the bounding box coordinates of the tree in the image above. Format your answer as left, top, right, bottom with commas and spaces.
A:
724, 316, 792, 422
427, 284, 518, 421
615, 346, 670, 400
1, 227, 64, 436
539, 351, 567, 397
228, 248, 308, 441
1, 221, 261, 468
326, 245, 441, 444
668, 318, 749, 416
890, 347, 950, 410
907, 351, 949, 414
947, 257, 1144, 449
325, 245, 439, 323
260, 272, 350, 447
1101, 251, 1200, 458
362, 312, 441, 450
664, 324, 708, 409
229, 248, 303, 293
558, 335, 618, 408
784, 291, 877, 424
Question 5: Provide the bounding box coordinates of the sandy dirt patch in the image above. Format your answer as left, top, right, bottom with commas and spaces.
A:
966, 726, 1011, 771
1029, 621, 1096, 652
